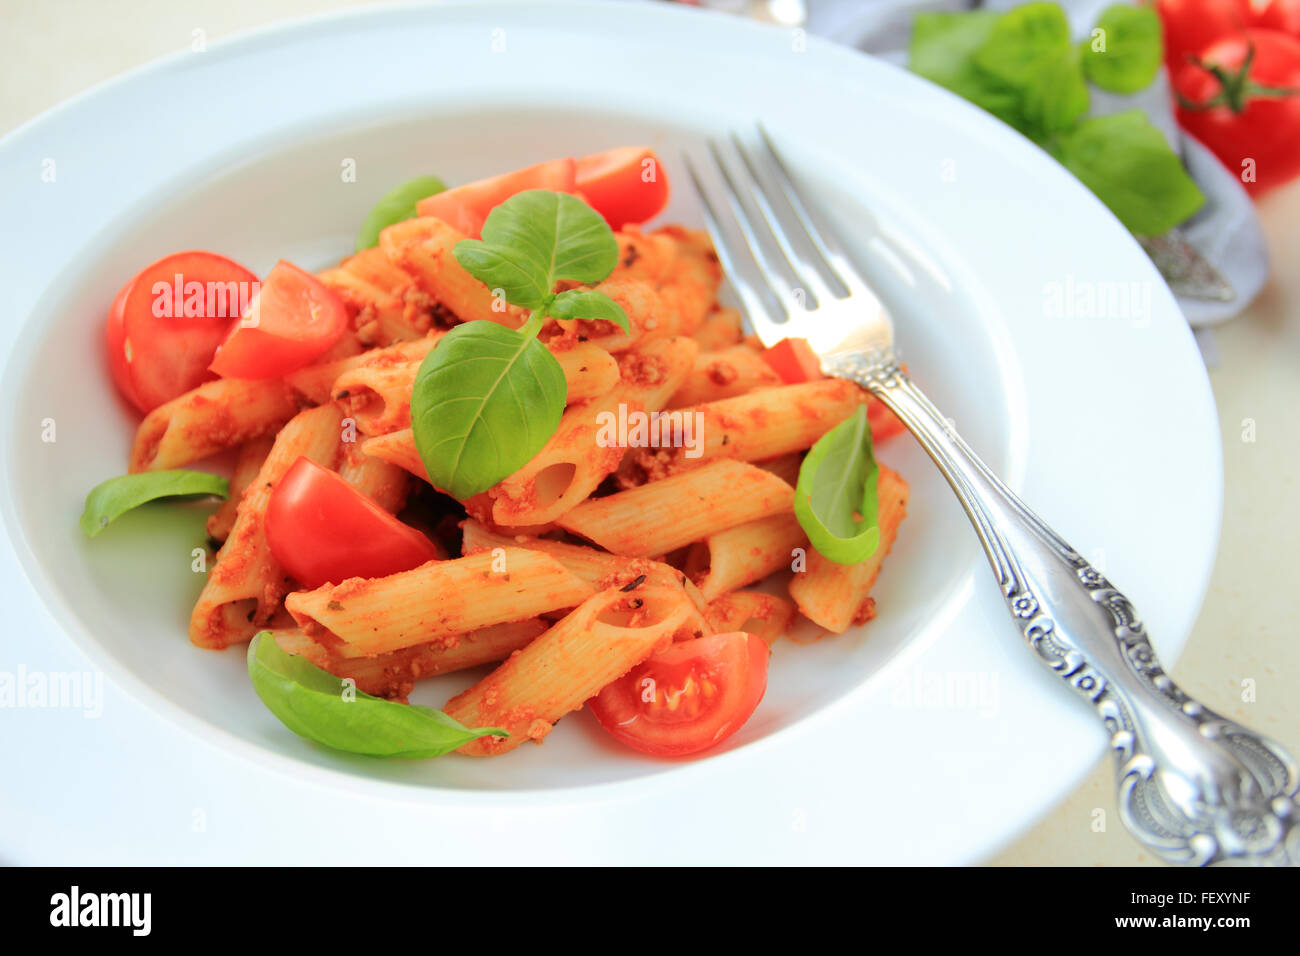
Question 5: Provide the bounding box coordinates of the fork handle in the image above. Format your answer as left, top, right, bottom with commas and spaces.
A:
827, 353, 1299, 866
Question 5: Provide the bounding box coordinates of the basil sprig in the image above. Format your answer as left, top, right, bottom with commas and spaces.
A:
355, 175, 446, 252
410, 190, 629, 499
794, 406, 881, 565
247, 633, 505, 758
910, 2, 1203, 236
80, 470, 229, 537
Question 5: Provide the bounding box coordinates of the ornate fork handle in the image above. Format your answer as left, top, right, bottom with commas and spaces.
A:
827, 352, 1299, 866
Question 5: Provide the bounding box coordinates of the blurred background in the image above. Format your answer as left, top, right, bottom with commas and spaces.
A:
2, 0, 1296, 866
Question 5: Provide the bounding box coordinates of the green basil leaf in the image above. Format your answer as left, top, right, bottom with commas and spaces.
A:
973, 2, 1088, 138
410, 320, 566, 499
794, 406, 881, 565
1081, 4, 1163, 95
452, 190, 620, 309
1051, 111, 1206, 235
247, 633, 505, 758
355, 175, 446, 252
81, 470, 229, 537
910, 12, 1027, 129
545, 288, 630, 332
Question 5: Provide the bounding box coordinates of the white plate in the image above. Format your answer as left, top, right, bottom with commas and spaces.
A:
0, 0, 1220, 863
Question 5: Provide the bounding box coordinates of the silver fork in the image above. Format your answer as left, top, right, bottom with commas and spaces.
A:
685, 128, 1299, 867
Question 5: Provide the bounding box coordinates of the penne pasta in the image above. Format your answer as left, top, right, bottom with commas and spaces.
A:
788, 465, 909, 633
130, 378, 299, 473
684, 512, 807, 602
190, 404, 344, 649
336, 441, 411, 515
273, 618, 547, 699
705, 590, 799, 645
443, 585, 697, 756
692, 307, 746, 352
360, 428, 428, 483
668, 343, 782, 407
285, 333, 440, 405
557, 459, 795, 557
284, 548, 594, 657
317, 245, 437, 345
205, 436, 275, 543
380, 217, 525, 328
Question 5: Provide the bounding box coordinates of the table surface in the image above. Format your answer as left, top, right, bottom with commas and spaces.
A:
2, 0, 1295, 867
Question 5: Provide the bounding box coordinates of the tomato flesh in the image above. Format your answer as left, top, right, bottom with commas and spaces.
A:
415, 158, 577, 238
266, 457, 443, 589
575, 146, 670, 231
761, 337, 824, 384
209, 260, 349, 379
1157, 0, 1245, 68
105, 250, 258, 413
589, 631, 768, 757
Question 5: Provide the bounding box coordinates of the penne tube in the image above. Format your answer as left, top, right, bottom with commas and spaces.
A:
360, 428, 428, 483
336, 442, 411, 514
485, 336, 698, 525
692, 307, 746, 352
285, 333, 440, 405
704, 590, 799, 645
550, 341, 621, 403
788, 465, 909, 633
557, 459, 795, 557
273, 618, 547, 699
190, 404, 344, 649
285, 548, 594, 658
130, 378, 300, 473
668, 344, 782, 407
380, 216, 525, 327
684, 512, 807, 602
206, 436, 275, 543
443, 585, 696, 756
624, 378, 864, 481
461, 520, 710, 615
317, 245, 437, 345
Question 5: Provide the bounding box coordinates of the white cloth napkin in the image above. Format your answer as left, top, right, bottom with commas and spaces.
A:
803, 0, 1268, 326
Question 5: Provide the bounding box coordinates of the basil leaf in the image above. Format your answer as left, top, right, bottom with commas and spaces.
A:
545, 288, 630, 332
973, 2, 1088, 138
355, 175, 446, 252
1081, 4, 1162, 95
1051, 111, 1205, 235
410, 320, 566, 499
247, 633, 505, 758
910, 12, 1026, 129
794, 406, 881, 565
81, 470, 229, 537
452, 190, 620, 309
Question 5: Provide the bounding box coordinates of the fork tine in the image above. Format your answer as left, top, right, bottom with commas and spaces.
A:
729, 132, 840, 304
755, 123, 869, 296
681, 149, 785, 338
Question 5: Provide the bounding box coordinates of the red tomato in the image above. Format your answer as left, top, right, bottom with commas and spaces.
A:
867, 399, 906, 443
414, 158, 577, 238
105, 250, 258, 413
1237, 0, 1300, 34
760, 337, 824, 384
1158, 0, 1246, 68
589, 631, 768, 757
266, 457, 443, 589
1175, 29, 1300, 195
575, 146, 670, 230
209, 260, 349, 379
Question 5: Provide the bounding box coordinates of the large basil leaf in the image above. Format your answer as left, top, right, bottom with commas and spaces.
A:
794, 406, 881, 565
81, 470, 229, 537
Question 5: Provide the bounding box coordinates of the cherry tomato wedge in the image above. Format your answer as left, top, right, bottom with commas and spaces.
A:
589, 631, 768, 757
414, 158, 577, 238
575, 146, 670, 231
760, 337, 824, 384
209, 260, 349, 379
105, 250, 258, 413
266, 457, 443, 589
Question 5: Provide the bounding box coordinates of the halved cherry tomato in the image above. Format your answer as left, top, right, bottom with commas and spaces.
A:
575, 146, 670, 231
1174, 29, 1300, 195
1157, 0, 1245, 68
414, 158, 577, 238
266, 457, 443, 589
589, 631, 768, 757
105, 250, 258, 413
760, 337, 824, 384
209, 260, 349, 379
